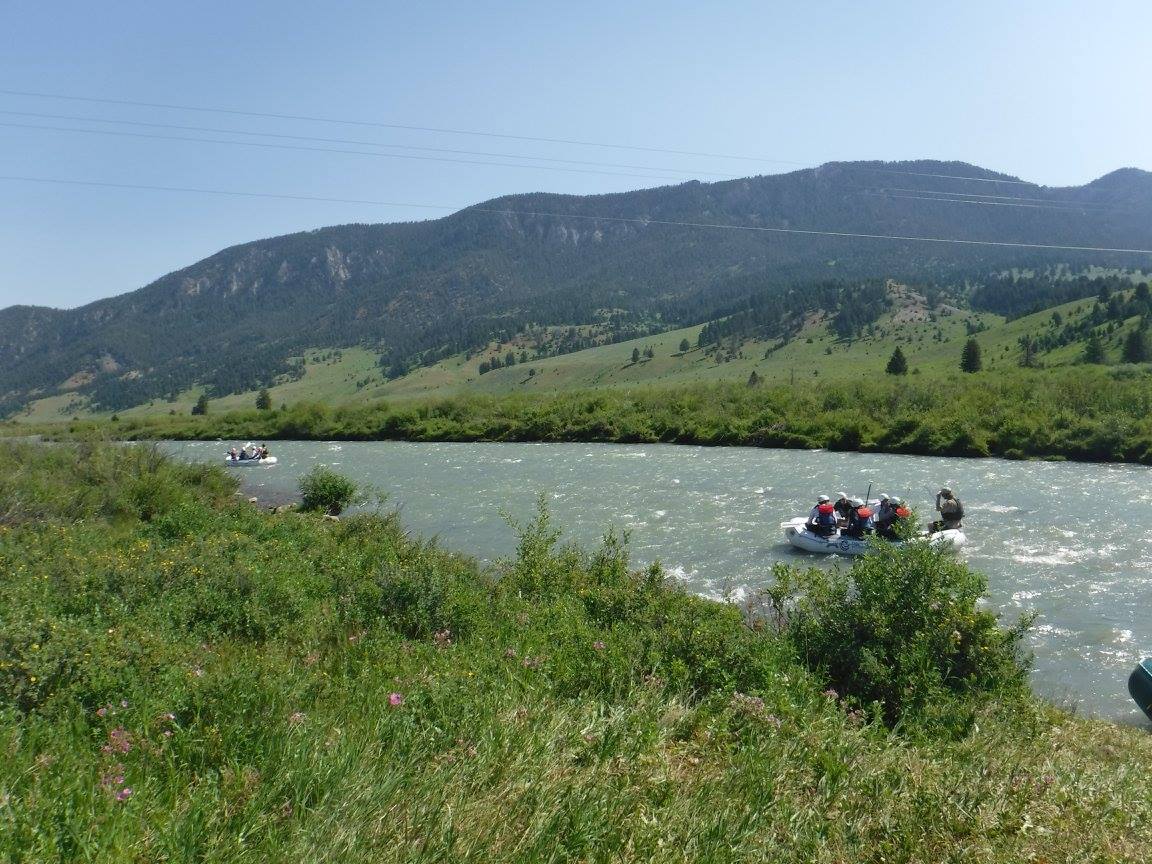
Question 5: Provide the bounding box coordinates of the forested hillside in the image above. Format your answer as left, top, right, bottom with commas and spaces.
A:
2, 160, 1151, 416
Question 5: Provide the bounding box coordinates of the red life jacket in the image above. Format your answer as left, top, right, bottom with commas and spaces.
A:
857, 507, 873, 519
894, 506, 910, 518
817, 503, 835, 514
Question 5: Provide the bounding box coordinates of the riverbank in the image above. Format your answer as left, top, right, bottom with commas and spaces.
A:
21, 367, 1152, 465
4, 440, 1152, 861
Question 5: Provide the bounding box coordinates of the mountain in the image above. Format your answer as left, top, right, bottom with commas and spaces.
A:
2, 160, 1151, 416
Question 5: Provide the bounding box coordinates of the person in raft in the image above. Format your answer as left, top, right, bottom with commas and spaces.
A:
931, 486, 964, 532
842, 498, 874, 539
833, 492, 853, 521
873, 493, 894, 531
806, 494, 839, 537
877, 497, 912, 540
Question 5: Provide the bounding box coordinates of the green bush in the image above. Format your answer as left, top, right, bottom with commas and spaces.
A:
771, 542, 1034, 735
298, 465, 359, 514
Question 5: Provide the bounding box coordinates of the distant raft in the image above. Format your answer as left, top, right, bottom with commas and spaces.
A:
225, 455, 278, 467
225, 442, 277, 467
1128, 659, 1152, 722
780, 517, 966, 556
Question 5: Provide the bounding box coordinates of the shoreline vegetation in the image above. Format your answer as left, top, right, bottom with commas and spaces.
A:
4, 441, 1152, 860
19, 367, 1152, 465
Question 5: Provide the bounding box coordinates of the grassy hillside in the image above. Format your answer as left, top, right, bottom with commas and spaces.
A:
4, 441, 1152, 861
17, 279, 1145, 423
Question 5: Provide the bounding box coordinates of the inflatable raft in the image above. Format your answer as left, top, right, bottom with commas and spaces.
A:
225, 455, 277, 467
1128, 659, 1152, 722
225, 443, 277, 467
780, 516, 966, 556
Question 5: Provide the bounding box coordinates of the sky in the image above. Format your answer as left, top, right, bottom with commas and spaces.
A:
0, 0, 1149, 309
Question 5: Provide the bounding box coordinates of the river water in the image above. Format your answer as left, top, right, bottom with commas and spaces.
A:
164, 440, 1152, 722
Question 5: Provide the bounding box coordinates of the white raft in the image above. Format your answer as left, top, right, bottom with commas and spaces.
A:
225, 443, 277, 467
780, 516, 965, 556
225, 456, 278, 467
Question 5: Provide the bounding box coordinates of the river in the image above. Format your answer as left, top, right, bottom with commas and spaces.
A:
164, 440, 1152, 722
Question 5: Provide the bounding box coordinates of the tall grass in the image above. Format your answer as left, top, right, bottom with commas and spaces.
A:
2, 442, 1152, 861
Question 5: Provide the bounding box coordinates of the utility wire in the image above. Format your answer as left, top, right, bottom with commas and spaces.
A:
858, 189, 1125, 213
0, 120, 695, 182
856, 166, 1035, 186
0, 108, 741, 179
865, 192, 1077, 210
3, 173, 1150, 255
0, 87, 806, 164
865, 186, 1119, 208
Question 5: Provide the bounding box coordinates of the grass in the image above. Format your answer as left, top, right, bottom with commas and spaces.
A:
2, 441, 1152, 861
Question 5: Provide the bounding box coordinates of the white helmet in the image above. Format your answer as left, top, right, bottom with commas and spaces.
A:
878, 493, 890, 501
817, 494, 830, 503
849, 497, 864, 507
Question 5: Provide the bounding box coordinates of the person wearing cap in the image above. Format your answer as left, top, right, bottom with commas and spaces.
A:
931, 486, 964, 533
874, 493, 894, 533
843, 497, 875, 539
806, 494, 838, 537
878, 497, 912, 539
833, 492, 853, 521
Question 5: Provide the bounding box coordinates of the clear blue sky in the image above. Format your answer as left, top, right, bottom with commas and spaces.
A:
1, 0, 1148, 309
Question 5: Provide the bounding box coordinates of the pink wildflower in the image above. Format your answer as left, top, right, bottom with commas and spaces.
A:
103, 728, 132, 755
822, 688, 839, 701
592, 640, 606, 651
388, 692, 404, 707
288, 711, 306, 725
96, 707, 107, 718
115, 787, 133, 802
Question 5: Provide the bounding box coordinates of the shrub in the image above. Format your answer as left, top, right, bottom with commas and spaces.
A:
771, 542, 1033, 735
298, 466, 359, 515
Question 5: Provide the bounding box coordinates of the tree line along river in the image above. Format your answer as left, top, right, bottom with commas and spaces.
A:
162, 439, 1152, 722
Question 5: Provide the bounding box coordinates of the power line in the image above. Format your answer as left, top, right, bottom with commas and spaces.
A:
867, 186, 1118, 208
0, 120, 696, 182
3, 173, 1150, 255
868, 192, 1078, 210
0, 87, 806, 165
859, 188, 1125, 214
0, 108, 741, 179
857, 166, 1035, 186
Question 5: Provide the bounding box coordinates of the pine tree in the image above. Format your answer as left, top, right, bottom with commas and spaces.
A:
1017, 335, 1038, 368
191, 394, 209, 415
1083, 330, 1106, 364
631, 347, 640, 363
679, 338, 691, 353
1122, 319, 1149, 363
746, 370, 761, 387
643, 345, 655, 359
255, 388, 272, 410
960, 338, 982, 373
885, 346, 908, 375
